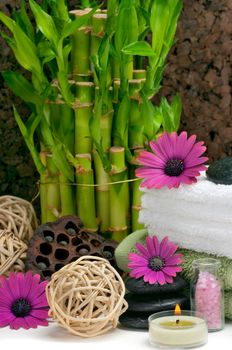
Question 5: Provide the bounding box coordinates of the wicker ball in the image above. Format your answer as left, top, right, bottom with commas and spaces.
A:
46, 256, 128, 337
0, 230, 28, 275
0, 195, 38, 243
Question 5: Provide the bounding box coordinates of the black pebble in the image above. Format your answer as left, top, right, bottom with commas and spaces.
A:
125, 293, 190, 313
206, 157, 232, 185
125, 276, 188, 295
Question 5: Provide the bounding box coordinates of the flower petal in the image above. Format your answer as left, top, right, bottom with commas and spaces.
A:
156, 271, 166, 285
10, 317, 28, 330
30, 309, 49, 319
165, 254, 183, 266
128, 253, 148, 265
146, 236, 155, 257
137, 150, 165, 168
135, 243, 150, 259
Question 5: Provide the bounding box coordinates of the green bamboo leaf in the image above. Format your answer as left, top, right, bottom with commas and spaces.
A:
141, 97, 155, 141
0, 11, 42, 75
29, 0, 59, 49
46, 0, 70, 23
165, 0, 183, 50
160, 97, 175, 132
37, 40, 56, 62
57, 71, 74, 105
51, 144, 74, 182
63, 42, 72, 65
0, 11, 15, 32
19, 0, 34, 40
62, 7, 97, 39
2, 71, 43, 105
115, 3, 139, 55
122, 41, 155, 57
150, 0, 170, 54
13, 105, 27, 138
171, 94, 182, 131
153, 107, 163, 134
114, 95, 130, 147
13, 107, 45, 174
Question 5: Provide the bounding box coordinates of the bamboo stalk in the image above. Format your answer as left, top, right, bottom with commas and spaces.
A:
128, 79, 144, 150
91, 13, 107, 57
109, 147, 129, 242
74, 82, 94, 154
45, 154, 61, 222
133, 69, 146, 80
93, 150, 110, 233
70, 9, 92, 77
59, 173, 76, 217
39, 151, 48, 223
75, 153, 98, 232
131, 149, 144, 231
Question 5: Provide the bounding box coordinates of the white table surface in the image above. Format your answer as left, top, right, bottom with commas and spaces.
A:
0, 321, 231, 349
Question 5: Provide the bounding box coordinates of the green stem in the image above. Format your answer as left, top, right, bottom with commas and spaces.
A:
76, 153, 98, 232
109, 147, 129, 242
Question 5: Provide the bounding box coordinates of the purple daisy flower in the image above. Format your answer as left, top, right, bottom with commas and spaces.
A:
135, 131, 208, 189
128, 236, 183, 285
0, 271, 49, 330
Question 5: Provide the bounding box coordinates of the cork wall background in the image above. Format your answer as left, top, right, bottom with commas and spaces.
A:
0, 0, 231, 204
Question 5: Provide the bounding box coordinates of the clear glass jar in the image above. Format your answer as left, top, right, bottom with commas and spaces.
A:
190, 258, 224, 332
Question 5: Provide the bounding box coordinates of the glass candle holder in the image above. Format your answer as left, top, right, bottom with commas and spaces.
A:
191, 258, 224, 332
148, 310, 208, 349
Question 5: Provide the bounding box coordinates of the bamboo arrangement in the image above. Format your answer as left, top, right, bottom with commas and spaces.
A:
0, 0, 183, 241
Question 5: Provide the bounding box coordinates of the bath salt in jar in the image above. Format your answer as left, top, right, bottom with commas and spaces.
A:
191, 258, 224, 332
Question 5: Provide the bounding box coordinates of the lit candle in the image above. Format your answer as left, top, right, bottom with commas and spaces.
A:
149, 305, 208, 349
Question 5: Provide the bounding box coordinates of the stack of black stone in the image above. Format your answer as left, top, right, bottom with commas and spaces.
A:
120, 276, 189, 330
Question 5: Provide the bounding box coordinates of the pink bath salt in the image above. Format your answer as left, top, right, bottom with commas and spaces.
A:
195, 271, 222, 330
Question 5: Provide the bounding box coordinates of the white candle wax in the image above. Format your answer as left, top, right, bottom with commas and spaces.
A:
149, 315, 208, 348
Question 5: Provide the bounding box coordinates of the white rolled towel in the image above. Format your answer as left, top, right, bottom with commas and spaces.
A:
139, 173, 232, 259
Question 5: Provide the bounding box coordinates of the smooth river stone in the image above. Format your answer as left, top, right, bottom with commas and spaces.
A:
125, 293, 190, 313
119, 312, 150, 330
125, 276, 187, 295
206, 157, 232, 185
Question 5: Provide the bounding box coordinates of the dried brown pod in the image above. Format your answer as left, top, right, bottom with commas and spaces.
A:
26, 215, 118, 280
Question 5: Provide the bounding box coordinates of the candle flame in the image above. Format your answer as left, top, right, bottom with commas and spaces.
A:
174, 304, 181, 316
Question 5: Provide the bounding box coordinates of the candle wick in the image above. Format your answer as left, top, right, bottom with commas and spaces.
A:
176, 319, 180, 325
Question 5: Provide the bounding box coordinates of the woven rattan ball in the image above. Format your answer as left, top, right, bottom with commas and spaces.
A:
46, 256, 128, 337
0, 230, 28, 275
0, 195, 38, 243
